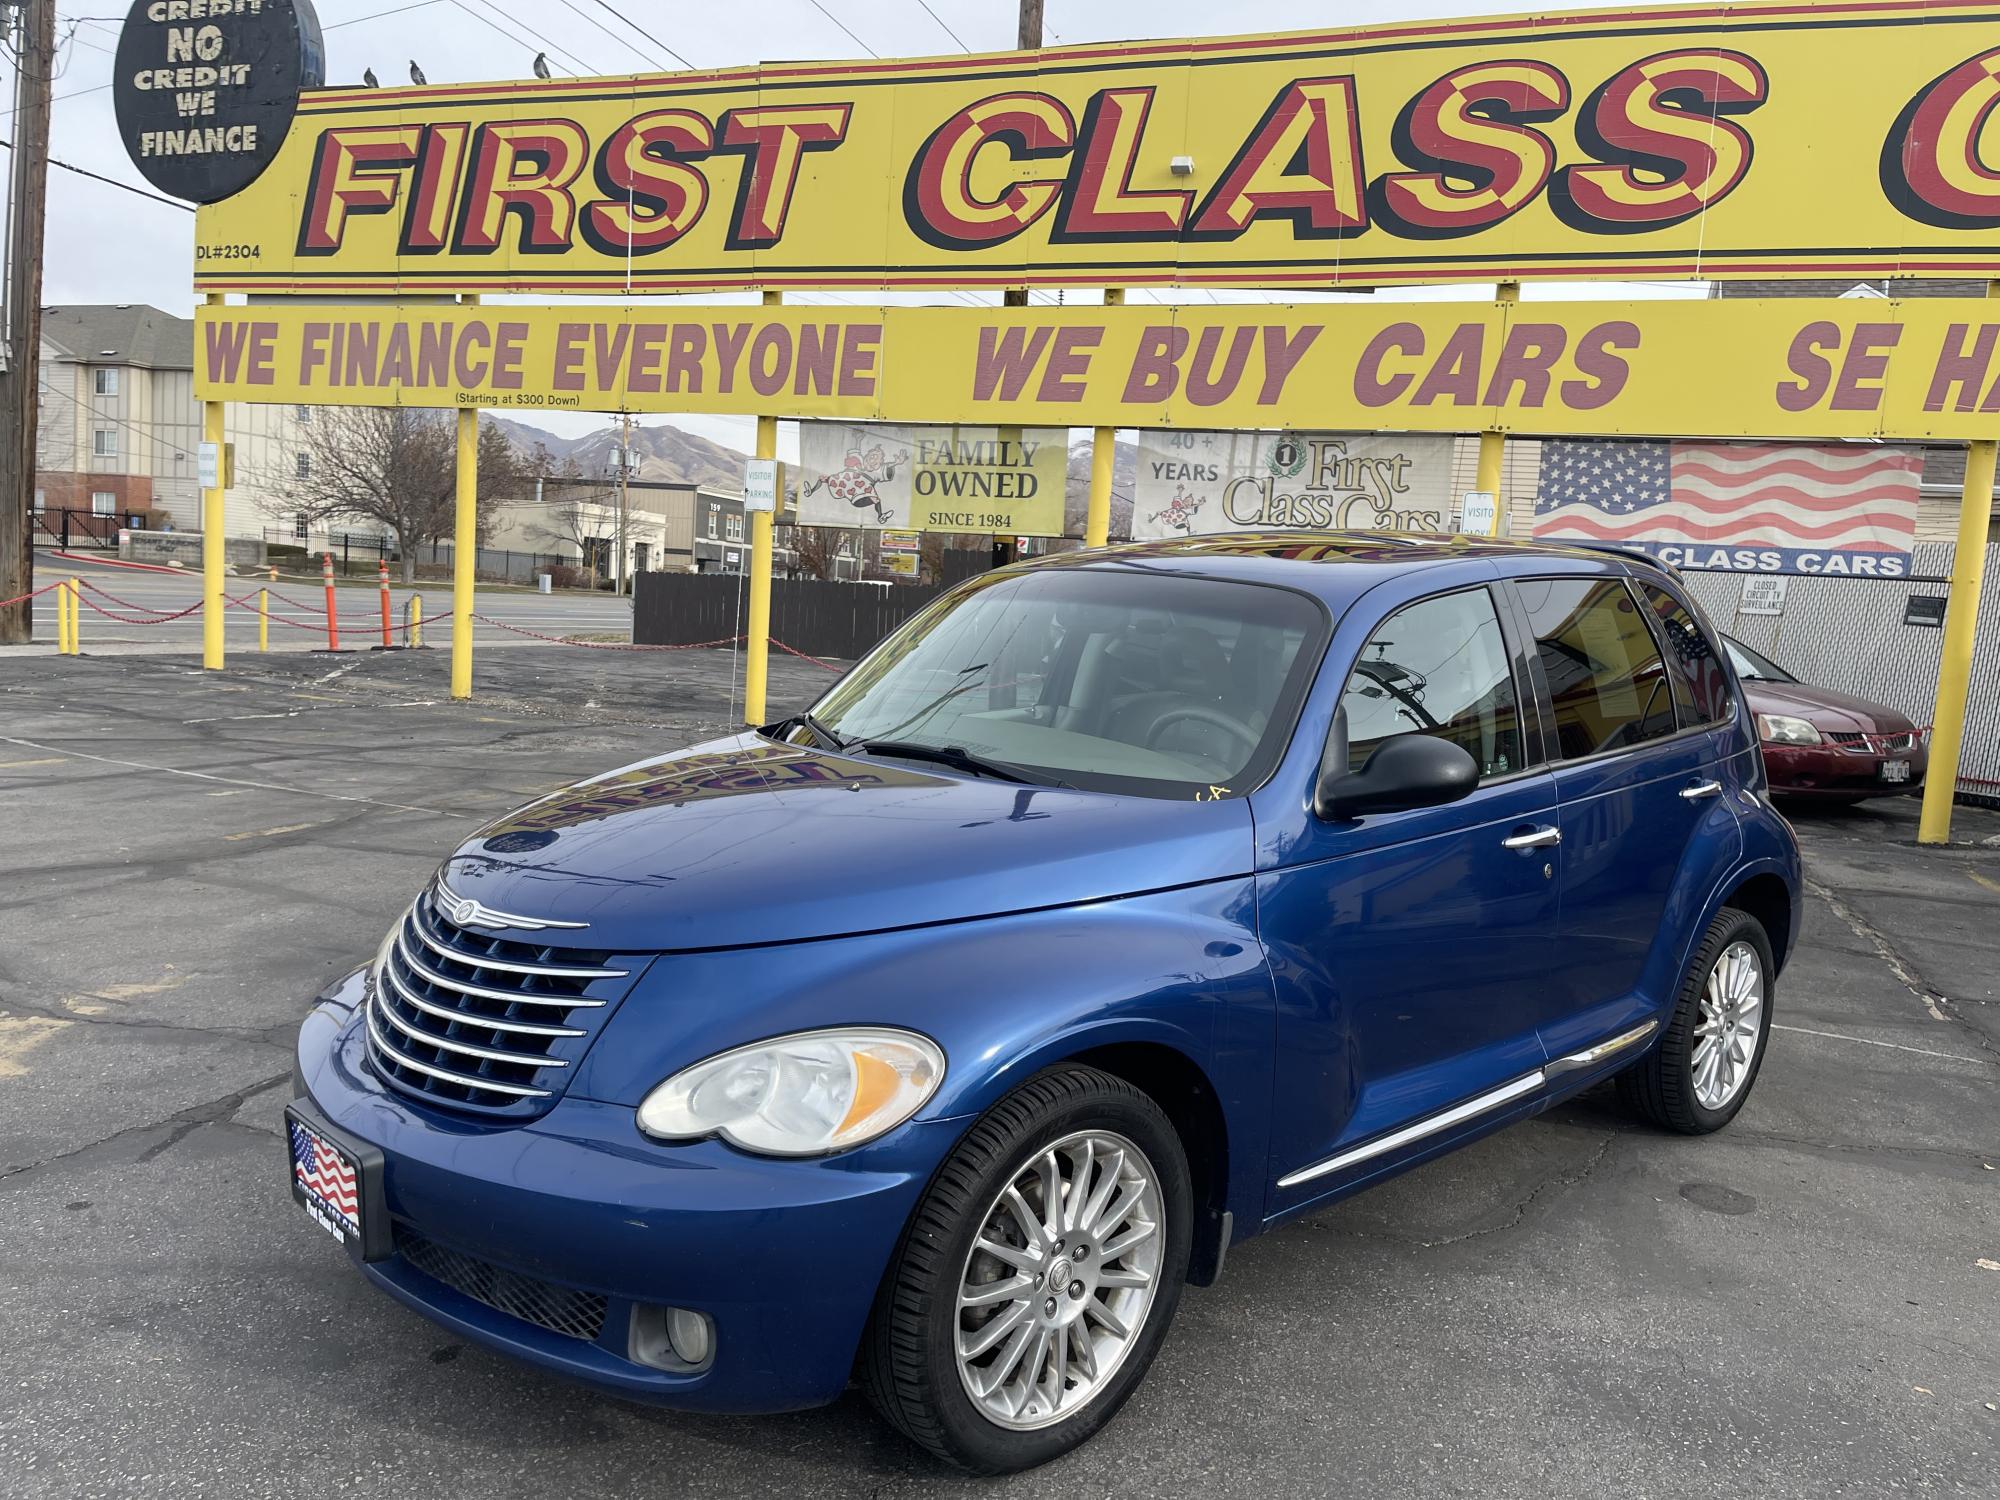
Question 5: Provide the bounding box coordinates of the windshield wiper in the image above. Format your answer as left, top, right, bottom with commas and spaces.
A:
859, 739, 1064, 788
768, 713, 852, 751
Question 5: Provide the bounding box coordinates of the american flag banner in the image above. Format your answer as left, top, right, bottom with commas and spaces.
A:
1533, 441, 1922, 577
289, 1119, 359, 1232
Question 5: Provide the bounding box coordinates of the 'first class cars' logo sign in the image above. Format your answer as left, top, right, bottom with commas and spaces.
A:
114, 0, 324, 205
188, 2, 2000, 295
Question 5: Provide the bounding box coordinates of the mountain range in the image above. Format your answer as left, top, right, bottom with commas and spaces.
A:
488, 416, 749, 489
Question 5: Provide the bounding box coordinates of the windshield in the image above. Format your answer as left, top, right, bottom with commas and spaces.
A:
802, 567, 1328, 799
1722, 636, 1797, 683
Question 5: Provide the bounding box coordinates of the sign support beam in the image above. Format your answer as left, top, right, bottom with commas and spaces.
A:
451, 296, 479, 701
744, 290, 781, 726
1471, 282, 1519, 538
1085, 289, 1125, 548
202, 292, 227, 671
1919, 282, 1997, 846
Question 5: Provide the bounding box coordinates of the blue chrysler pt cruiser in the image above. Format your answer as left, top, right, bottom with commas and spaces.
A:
288, 534, 1800, 1472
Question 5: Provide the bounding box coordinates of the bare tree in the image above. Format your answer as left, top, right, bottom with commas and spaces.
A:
787, 523, 849, 580
523, 497, 613, 586
272, 408, 536, 581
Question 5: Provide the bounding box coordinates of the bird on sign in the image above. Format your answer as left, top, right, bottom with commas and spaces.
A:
409, 60, 427, 86
533, 51, 551, 79
362, 66, 378, 87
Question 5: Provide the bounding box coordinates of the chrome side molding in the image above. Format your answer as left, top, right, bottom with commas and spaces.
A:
1277, 1019, 1661, 1191
1543, 1019, 1659, 1078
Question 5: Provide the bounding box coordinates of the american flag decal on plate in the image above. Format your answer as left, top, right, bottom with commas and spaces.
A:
1534, 441, 1921, 577
290, 1119, 360, 1237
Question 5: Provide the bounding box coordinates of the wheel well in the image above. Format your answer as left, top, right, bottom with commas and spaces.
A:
1071, 1041, 1231, 1286
1726, 874, 1793, 972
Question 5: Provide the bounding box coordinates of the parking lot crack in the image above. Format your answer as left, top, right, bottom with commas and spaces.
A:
1806, 875, 2000, 1066
0, 1071, 290, 1185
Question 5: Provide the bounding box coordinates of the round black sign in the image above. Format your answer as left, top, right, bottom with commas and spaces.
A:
113, 0, 326, 205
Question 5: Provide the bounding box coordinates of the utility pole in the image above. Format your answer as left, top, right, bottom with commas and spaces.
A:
0, 0, 55, 645
1002, 0, 1042, 316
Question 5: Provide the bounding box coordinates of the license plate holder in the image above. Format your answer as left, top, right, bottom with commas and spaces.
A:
1879, 759, 1912, 783
285, 1101, 392, 1261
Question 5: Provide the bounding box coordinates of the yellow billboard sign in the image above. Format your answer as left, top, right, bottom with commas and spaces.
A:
195, 1, 2000, 296
197, 298, 2000, 443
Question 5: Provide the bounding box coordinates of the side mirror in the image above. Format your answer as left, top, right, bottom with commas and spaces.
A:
1315, 732, 1480, 820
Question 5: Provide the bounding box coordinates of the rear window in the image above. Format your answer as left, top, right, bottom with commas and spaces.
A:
1638, 583, 1734, 726
1517, 577, 1678, 759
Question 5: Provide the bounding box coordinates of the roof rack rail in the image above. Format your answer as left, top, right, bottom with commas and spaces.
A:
1558, 540, 1680, 575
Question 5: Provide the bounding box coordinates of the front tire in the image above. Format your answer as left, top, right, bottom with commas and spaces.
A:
1620, 907, 1774, 1133
862, 1066, 1193, 1473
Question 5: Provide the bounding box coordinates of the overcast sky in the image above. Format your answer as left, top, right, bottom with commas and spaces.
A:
18, 0, 1700, 454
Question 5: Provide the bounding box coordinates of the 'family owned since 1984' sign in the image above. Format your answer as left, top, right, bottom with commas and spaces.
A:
114, 0, 324, 205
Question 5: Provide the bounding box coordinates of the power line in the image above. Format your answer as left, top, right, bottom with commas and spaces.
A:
452, 0, 595, 75
585, 1, 695, 70
805, 0, 877, 57
913, 0, 970, 52
553, 0, 669, 71
0, 135, 192, 211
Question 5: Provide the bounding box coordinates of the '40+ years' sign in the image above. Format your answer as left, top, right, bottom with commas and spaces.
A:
191, 2, 2000, 295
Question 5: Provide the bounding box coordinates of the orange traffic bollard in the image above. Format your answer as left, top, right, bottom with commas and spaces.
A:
378, 557, 392, 649
322, 552, 341, 651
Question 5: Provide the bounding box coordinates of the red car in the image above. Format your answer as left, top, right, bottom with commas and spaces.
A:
1724, 635, 1928, 801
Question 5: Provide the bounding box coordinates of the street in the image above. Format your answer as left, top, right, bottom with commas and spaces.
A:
0, 648, 1993, 1499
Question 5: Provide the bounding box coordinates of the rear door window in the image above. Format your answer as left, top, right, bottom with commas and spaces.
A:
1637, 583, 1734, 727
1516, 577, 1678, 759
1341, 587, 1525, 780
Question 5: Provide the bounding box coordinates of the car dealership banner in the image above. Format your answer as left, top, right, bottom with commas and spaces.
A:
1133, 431, 1453, 539
1533, 440, 1923, 575
197, 298, 2000, 444
190, 2, 2000, 296
796, 422, 1068, 536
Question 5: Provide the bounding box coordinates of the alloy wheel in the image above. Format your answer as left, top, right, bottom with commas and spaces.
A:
953, 1129, 1165, 1431
1692, 939, 1764, 1110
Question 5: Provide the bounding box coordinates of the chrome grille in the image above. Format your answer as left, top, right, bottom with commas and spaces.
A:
1827, 729, 1918, 753
399, 1232, 607, 1342
365, 888, 640, 1118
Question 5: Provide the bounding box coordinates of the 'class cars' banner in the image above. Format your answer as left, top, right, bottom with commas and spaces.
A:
195, 2, 2000, 296
1132, 432, 1455, 539
196, 298, 2000, 443
796, 422, 1069, 536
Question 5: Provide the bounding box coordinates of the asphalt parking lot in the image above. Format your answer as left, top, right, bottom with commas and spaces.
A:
1, 647, 1995, 1499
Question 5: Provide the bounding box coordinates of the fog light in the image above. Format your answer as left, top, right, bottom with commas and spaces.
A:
629, 1303, 715, 1372
667, 1307, 713, 1367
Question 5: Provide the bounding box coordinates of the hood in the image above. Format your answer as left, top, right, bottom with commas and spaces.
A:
440, 736, 1254, 952
1740, 677, 1915, 734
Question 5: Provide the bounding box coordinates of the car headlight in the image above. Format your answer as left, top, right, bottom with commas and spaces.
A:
1757, 713, 1823, 746
637, 1027, 945, 1156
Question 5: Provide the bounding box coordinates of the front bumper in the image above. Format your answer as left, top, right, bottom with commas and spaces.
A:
294, 969, 959, 1413
1761, 741, 1927, 797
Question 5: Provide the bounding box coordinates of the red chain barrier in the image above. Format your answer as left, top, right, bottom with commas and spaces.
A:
0, 581, 64, 609
72, 585, 203, 624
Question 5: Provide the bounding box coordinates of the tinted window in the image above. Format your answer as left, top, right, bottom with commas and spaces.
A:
1639, 584, 1733, 725
1342, 588, 1524, 780
1517, 578, 1677, 759
810, 569, 1326, 799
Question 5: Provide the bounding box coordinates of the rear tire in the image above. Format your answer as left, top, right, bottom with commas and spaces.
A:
861, 1066, 1192, 1473
1620, 907, 1774, 1134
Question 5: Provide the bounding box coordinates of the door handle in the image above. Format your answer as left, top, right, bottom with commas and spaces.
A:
1679, 779, 1723, 800
1502, 825, 1561, 850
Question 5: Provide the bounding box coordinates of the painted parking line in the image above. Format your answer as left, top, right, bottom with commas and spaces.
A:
0, 757, 66, 769
1969, 871, 2000, 898
223, 822, 324, 842
1771, 1022, 1989, 1066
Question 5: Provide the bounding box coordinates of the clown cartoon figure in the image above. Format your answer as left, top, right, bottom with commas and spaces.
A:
803, 443, 909, 525
1146, 486, 1205, 537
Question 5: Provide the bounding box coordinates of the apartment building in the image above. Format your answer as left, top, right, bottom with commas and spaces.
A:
35, 304, 298, 543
